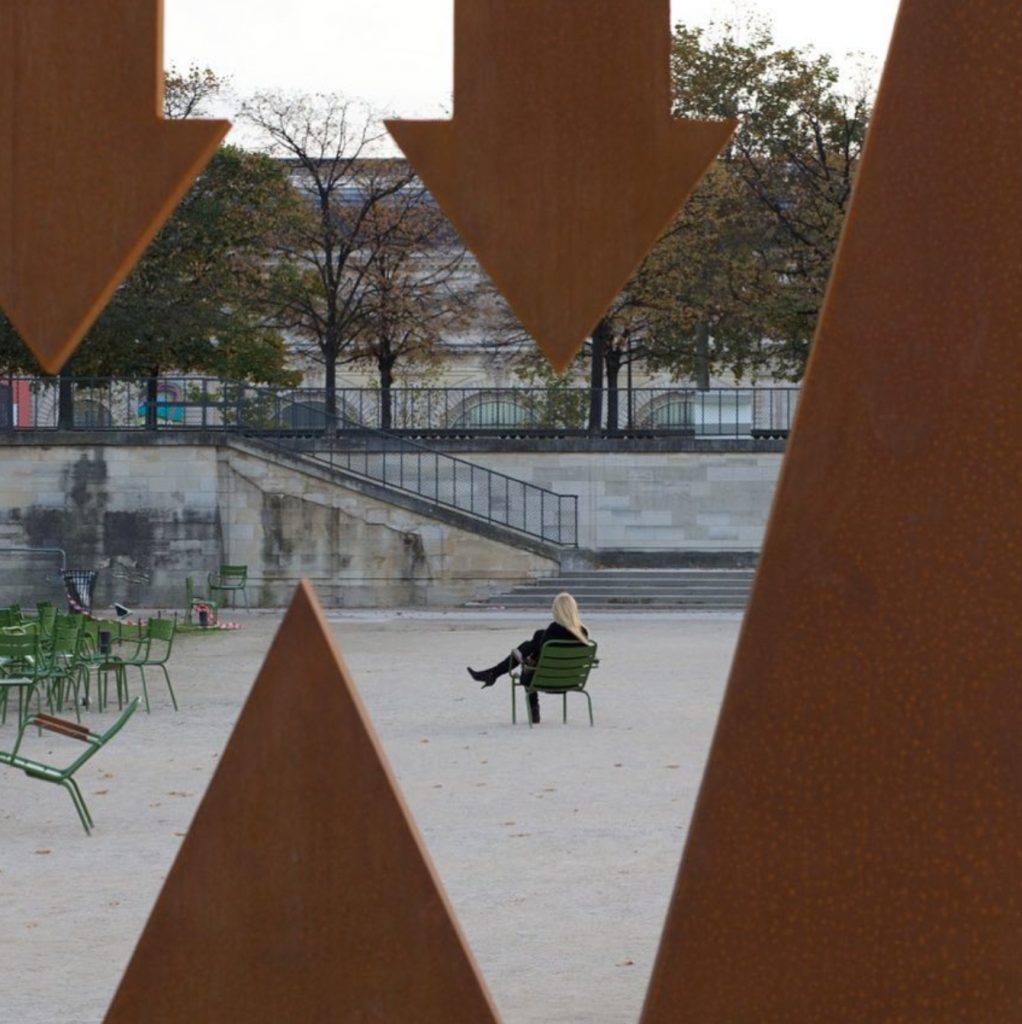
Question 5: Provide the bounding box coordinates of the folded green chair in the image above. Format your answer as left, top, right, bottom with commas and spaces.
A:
0, 699, 140, 834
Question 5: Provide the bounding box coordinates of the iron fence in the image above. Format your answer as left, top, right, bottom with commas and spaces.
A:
0, 377, 800, 438
0, 377, 579, 547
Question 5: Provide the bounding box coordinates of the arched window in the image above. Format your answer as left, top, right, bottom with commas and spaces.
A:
450, 397, 531, 430
647, 396, 696, 430
278, 400, 328, 430
76, 399, 112, 428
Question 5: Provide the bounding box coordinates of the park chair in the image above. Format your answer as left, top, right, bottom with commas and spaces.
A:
510, 640, 599, 728
184, 576, 219, 625
208, 564, 249, 609
0, 630, 46, 727
36, 602, 57, 634
0, 606, 24, 629
99, 617, 178, 713
43, 615, 85, 719
0, 699, 140, 834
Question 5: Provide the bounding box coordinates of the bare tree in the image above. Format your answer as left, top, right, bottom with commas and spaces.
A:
240, 92, 416, 427
351, 191, 468, 429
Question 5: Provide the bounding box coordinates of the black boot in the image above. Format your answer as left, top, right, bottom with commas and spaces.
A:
467, 665, 498, 687
468, 655, 512, 689
528, 692, 541, 724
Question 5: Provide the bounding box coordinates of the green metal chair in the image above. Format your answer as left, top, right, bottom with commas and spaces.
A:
0, 699, 140, 834
99, 617, 178, 713
43, 615, 85, 719
208, 564, 249, 609
36, 602, 57, 634
0, 630, 46, 727
510, 640, 599, 728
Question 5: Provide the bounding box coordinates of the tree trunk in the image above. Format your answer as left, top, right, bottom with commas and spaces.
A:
379, 351, 395, 431
605, 343, 623, 435
145, 375, 159, 430
588, 317, 610, 435
323, 349, 337, 436
694, 322, 711, 390
57, 364, 74, 430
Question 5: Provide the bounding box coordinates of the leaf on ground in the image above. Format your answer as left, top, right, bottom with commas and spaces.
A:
93, 789, 109, 796
34, 849, 51, 855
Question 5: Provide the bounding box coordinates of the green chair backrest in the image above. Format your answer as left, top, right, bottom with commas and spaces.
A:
146, 617, 177, 661
0, 631, 40, 672
529, 641, 598, 692
147, 617, 176, 642
0, 607, 22, 628
51, 616, 83, 657
36, 603, 57, 633
218, 565, 247, 583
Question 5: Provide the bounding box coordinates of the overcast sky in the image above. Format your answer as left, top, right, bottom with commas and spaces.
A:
164, 0, 901, 125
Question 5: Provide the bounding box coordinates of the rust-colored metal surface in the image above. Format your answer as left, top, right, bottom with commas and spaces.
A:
0, 0, 228, 373
386, 0, 734, 372
104, 583, 501, 1023
641, 1, 1022, 1020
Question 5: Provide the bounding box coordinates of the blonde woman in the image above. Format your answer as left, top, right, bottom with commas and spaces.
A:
468, 592, 592, 724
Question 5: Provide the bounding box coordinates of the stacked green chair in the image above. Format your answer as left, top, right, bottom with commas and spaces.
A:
0, 630, 45, 731
43, 615, 85, 719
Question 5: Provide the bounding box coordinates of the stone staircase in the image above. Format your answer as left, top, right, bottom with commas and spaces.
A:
475, 568, 756, 610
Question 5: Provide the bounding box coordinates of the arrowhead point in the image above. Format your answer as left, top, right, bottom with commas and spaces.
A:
0, 118, 228, 373
388, 116, 734, 372
105, 583, 500, 1022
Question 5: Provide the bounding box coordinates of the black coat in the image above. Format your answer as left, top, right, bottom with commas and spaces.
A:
517, 622, 590, 676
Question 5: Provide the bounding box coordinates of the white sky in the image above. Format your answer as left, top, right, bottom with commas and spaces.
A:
164, 0, 901, 127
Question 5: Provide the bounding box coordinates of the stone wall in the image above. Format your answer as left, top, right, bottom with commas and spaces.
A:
464, 450, 783, 551
0, 438, 557, 609
0, 438, 781, 607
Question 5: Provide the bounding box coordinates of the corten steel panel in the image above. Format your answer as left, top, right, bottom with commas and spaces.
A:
104, 583, 501, 1023
641, 1, 1022, 1020
386, 0, 735, 373
0, 0, 228, 373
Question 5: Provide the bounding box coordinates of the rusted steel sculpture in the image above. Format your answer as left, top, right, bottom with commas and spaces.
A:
387, 0, 734, 372
105, 583, 500, 1023
641, 0, 1022, 1019
0, 0, 228, 373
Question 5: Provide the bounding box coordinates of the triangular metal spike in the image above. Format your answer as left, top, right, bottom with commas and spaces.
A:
0, 0, 228, 372
386, 0, 734, 372
642, 0, 1022, 1020
105, 583, 501, 1022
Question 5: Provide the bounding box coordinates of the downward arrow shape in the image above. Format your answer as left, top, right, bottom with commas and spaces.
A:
387, 0, 735, 372
0, 0, 229, 372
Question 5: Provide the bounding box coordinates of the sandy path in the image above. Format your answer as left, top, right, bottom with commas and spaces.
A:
0, 608, 738, 1023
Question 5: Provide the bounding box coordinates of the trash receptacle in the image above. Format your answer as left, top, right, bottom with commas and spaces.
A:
62, 570, 98, 614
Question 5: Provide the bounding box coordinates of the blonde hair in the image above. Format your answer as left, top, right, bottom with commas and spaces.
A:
551, 592, 589, 644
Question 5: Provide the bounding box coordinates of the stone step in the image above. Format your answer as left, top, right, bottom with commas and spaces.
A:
476, 568, 756, 610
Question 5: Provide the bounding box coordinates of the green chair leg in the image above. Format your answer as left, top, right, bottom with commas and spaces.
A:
158, 665, 178, 712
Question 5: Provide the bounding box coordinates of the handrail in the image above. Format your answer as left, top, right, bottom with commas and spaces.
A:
238, 385, 579, 547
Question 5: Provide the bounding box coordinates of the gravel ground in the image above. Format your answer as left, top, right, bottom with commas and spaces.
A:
0, 606, 738, 1023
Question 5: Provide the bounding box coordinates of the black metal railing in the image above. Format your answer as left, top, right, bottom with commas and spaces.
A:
0, 377, 800, 438
0, 377, 579, 547
253, 430, 578, 547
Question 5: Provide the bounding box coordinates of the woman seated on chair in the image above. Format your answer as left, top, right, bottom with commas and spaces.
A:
468, 592, 591, 724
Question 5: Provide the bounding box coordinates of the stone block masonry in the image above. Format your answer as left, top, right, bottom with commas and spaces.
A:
0, 436, 781, 607
0, 436, 556, 609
